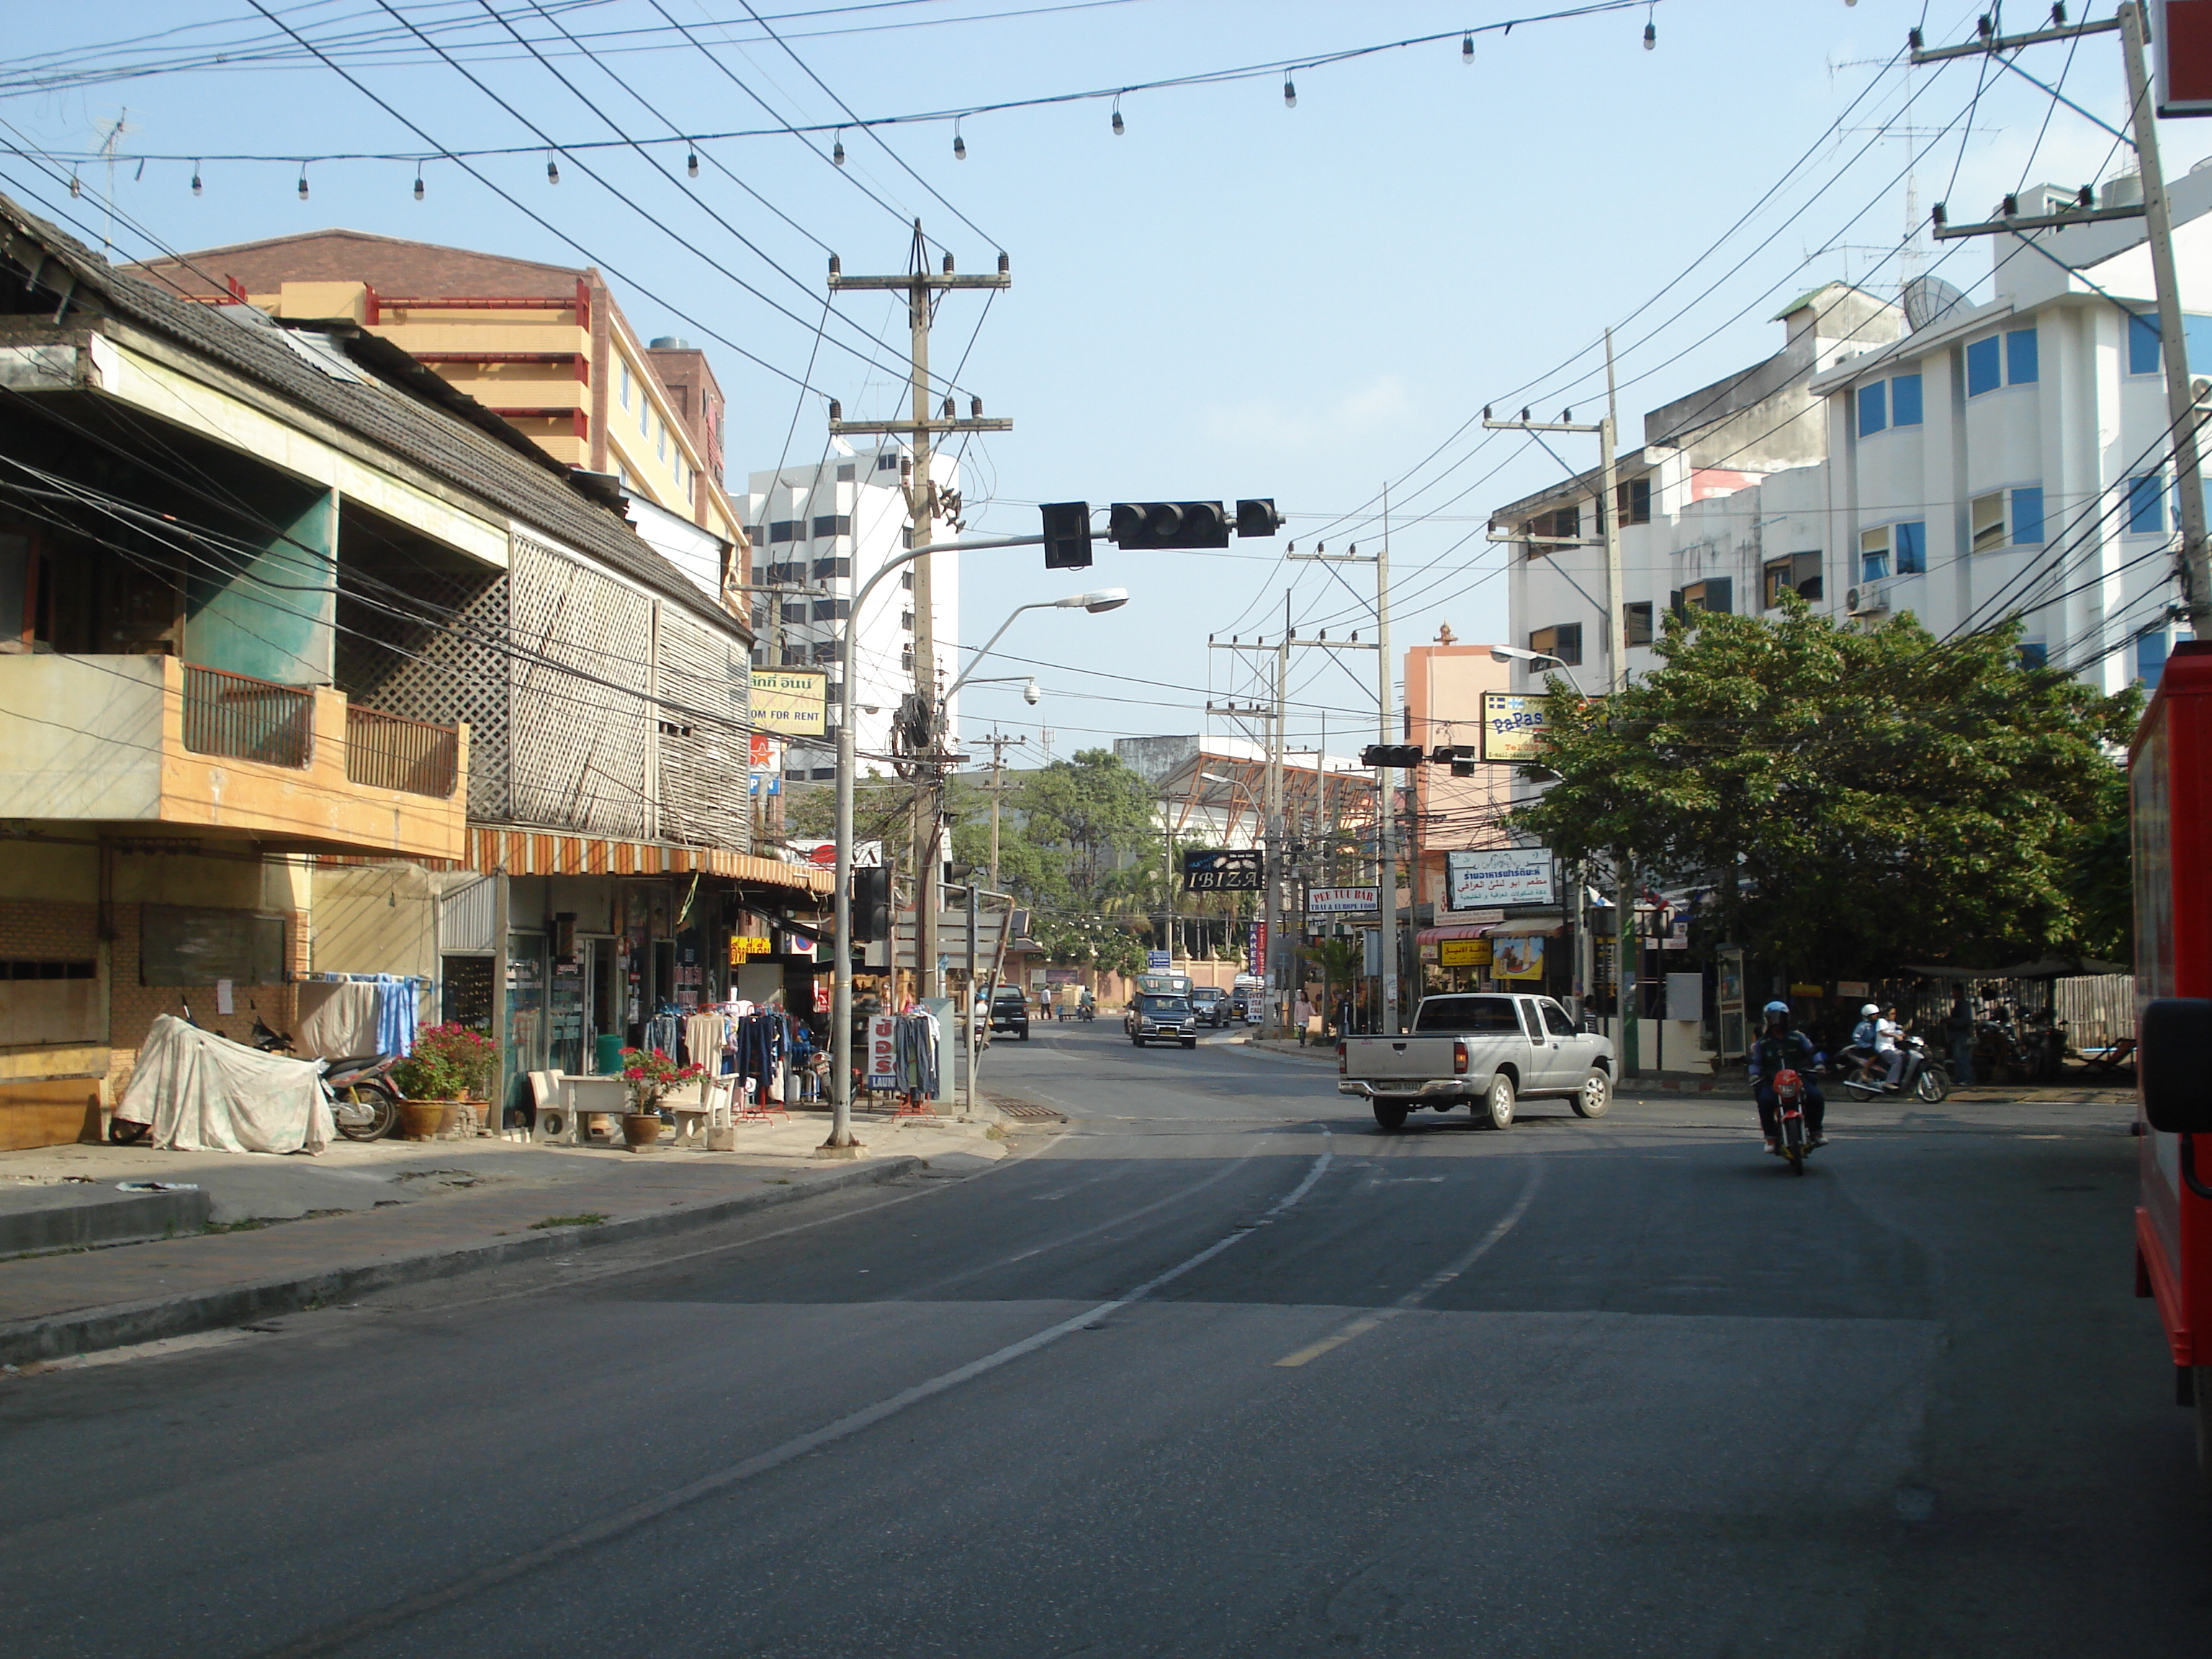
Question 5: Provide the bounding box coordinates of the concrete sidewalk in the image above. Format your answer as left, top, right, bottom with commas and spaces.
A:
0, 1110, 1002, 1367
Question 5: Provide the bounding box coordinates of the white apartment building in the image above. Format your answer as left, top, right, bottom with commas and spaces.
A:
744, 443, 961, 781
1502, 161, 2212, 699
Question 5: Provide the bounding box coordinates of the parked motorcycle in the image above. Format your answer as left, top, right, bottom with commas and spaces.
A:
1768, 1068, 1819, 1177
323, 1052, 404, 1141
1838, 1034, 1951, 1103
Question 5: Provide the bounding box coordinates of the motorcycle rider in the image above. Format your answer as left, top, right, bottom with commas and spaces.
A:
1749, 999, 1827, 1152
1840, 1002, 1882, 1085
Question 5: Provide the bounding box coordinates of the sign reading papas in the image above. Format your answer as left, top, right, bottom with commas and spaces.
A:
750, 668, 827, 735
1479, 691, 1550, 763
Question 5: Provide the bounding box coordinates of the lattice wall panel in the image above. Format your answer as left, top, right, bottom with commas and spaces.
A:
338, 570, 513, 821
657, 608, 750, 852
508, 537, 652, 838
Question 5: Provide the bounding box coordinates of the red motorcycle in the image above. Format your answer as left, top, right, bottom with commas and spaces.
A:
1768, 1069, 1819, 1177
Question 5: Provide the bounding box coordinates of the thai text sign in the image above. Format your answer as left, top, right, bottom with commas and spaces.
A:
1479, 691, 1549, 762
750, 668, 828, 735
1446, 848, 1555, 910
1184, 848, 1263, 891
1308, 887, 1378, 914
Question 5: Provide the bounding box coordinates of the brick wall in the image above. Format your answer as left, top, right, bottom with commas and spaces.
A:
104, 903, 300, 1100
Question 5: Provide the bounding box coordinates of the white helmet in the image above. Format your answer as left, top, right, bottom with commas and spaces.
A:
1860, 1002, 1879, 1016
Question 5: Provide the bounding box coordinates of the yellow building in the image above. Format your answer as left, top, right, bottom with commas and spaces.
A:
125, 230, 745, 567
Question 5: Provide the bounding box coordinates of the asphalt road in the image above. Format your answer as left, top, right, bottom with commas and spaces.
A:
2, 1022, 2203, 1658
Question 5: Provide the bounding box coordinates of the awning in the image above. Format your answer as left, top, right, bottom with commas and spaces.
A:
465, 827, 834, 896
1414, 917, 1564, 945
1902, 957, 2127, 981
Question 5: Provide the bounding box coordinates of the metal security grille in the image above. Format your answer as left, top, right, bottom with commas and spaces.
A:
656, 607, 750, 850
508, 537, 652, 838
181, 664, 313, 768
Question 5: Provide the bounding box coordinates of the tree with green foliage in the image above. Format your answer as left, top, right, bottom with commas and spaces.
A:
1008, 750, 1159, 975
1506, 598, 2139, 981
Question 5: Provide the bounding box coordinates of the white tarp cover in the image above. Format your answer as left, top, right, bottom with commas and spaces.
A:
114, 1015, 334, 1155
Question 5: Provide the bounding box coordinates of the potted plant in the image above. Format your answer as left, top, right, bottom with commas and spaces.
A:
618, 1047, 704, 1152
392, 1023, 500, 1140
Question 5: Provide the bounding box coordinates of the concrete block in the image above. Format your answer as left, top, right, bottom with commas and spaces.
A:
0, 1183, 211, 1255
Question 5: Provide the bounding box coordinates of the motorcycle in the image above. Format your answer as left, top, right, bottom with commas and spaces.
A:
1076, 1001, 1095, 1023
323, 1052, 405, 1141
1768, 1067, 1820, 1176
1838, 1034, 1951, 1103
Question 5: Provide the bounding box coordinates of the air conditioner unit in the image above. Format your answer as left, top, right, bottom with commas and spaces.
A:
1846, 583, 1889, 617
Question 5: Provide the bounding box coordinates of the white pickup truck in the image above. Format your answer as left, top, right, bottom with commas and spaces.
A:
1338, 992, 1615, 1130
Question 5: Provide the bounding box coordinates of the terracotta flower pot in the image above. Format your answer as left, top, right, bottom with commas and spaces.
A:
621, 1110, 665, 1153
399, 1100, 459, 1141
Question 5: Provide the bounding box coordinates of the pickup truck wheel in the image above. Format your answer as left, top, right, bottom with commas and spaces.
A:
1573, 1069, 1611, 1118
1372, 1100, 1408, 1132
1478, 1074, 1516, 1130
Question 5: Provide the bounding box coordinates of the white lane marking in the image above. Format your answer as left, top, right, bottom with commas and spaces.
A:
257, 1126, 1336, 1659
1273, 1153, 1544, 1369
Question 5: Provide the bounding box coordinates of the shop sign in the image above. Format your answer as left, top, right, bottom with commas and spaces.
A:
1183, 848, 1263, 891
866, 1013, 899, 1091
750, 733, 775, 769
1492, 935, 1546, 981
1479, 691, 1550, 762
787, 838, 882, 868
750, 667, 828, 735
1446, 848, 1555, 909
1309, 887, 1378, 914
1439, 938, 1492, 968
727, 935, 772, 963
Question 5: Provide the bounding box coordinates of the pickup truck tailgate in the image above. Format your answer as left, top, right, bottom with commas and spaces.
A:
1343, 1036, 1460, 1081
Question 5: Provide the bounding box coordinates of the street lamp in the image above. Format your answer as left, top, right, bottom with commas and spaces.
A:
826, 557, 1128, 1157
945, 588, 1128, 701
1489, 644, 1590, 698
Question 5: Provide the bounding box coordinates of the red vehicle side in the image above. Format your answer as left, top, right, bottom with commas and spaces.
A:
2131, 640, 2212, 1478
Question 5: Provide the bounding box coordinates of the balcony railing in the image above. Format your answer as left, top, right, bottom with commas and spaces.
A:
344, 703, 459, 798
181, 664, 313, 768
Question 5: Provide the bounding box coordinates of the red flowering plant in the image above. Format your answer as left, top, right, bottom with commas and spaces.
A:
618, 1046, 705, 1113
392, 1023, 499, 1102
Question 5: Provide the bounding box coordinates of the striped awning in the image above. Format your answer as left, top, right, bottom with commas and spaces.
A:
464, 827, 833, 895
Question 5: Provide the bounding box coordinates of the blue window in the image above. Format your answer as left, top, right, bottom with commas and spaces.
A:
2018, 642, 2049, 669
2007, 328, 2039, 385
2126, 313, 2212, 374
1860, 526, 1891, 583
2128, 472, 2168, 534
1895, 520, 1927, 575
2010, 486, 2045, 545
1891, 373, 1923, 426
1858, 381, 1887, 437
2137, 630, 2172, 686
2130, 312, 2162, 374
1966, 336, 2002, 396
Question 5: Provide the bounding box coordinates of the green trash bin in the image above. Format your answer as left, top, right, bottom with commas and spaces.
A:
594, 1033, 625, 1075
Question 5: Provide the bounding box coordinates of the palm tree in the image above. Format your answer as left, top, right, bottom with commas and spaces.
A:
1299, 937, 1365, 1037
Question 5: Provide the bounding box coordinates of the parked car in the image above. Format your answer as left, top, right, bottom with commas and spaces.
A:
1188, 987, 1231, 1028
988, 986, 1030, 1041
1130, 993, 1199, 1049
1338, 992, 1614, 1130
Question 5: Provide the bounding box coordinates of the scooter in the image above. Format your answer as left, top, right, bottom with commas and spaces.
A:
1768, 1068, 1820, 1177
323, 1053, 405, 1141
1838, 1035, 1951, 1103
1076, 1002, 1095, 1022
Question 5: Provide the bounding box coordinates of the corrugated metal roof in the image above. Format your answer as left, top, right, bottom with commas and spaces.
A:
0, 194, 747, 642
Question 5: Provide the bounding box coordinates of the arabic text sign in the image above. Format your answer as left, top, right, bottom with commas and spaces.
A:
1479, 691, 1550, 763
750, 668, 827, 735
1446, 848, 1555, 910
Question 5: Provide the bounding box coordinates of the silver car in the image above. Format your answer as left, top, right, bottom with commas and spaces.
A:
1130, 994, 1198, 1050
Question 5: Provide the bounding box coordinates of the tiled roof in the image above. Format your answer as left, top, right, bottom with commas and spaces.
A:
123, 228, 583, 300
4, 197, 745, 640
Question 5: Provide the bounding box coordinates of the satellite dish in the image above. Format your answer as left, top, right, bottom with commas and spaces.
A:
1903, 275, 1969, 333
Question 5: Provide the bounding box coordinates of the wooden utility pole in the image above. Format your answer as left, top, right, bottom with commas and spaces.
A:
827, 223, 1010, 997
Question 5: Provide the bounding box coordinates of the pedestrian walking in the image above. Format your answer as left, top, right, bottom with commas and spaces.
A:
1294, 989, 1316, 1046
1945, 995, 1977, 1085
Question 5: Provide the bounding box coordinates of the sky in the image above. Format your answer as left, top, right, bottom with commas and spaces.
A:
1, 0, 2185, 773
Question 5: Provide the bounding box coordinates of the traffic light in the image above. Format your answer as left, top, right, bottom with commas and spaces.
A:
1361, 744, 1425, 769
1040, 500, 1092, 570
1236, 498, 1282, 537
1109, 501, 1231, 549
853, 863, 894, 943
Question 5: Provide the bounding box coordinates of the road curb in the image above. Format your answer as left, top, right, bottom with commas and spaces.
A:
0, 1155, 923, 1368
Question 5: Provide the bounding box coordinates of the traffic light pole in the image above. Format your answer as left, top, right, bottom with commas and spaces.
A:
822, 529, 1043, 1156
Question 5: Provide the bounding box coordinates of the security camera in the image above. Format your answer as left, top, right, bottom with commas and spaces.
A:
1023, 678, 1040, 706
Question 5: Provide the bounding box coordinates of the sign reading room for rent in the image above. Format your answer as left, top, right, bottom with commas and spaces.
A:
749, 668, 828, 736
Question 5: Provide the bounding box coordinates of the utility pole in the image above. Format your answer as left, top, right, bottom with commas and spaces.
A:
1288, 529, 1393, 1028
976, 729, 1025, 889
827, 223, 1011, 1000
1918, 3, 2209, 632
1483, 342, 1635, 1071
